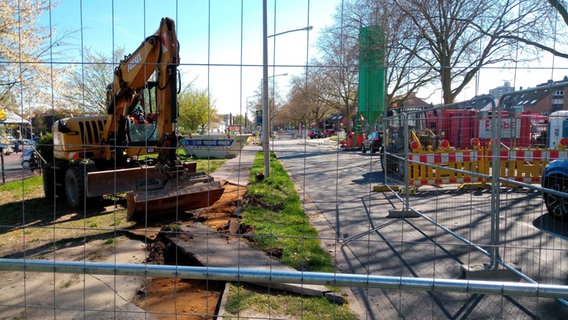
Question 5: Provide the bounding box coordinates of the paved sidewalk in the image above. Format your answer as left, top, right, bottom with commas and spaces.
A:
210, 143, 261, 186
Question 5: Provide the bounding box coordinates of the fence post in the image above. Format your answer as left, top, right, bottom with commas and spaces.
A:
489, 98, 501, 269
403, 113, 410, 210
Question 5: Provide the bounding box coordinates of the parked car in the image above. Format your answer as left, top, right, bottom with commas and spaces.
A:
324, 129, 336, 137
0, 143, 11, 155
20, 147, 39, 169
362, 131, 382, 154
542, 159, 568, 220
308, 130, 324, 139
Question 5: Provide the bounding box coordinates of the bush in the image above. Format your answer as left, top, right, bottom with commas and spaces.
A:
36, 133, 53, 162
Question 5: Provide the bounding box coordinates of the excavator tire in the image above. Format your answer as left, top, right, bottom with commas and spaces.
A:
65, 165, 86, 209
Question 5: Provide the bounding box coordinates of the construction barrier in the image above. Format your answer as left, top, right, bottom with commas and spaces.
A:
406, 146, 568, 187
408, 149, 487, 186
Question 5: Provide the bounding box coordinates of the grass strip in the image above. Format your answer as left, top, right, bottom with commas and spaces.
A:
243, 152, 334, 273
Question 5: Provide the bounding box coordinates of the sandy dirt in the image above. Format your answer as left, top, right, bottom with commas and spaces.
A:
133, 182, 246, 319
135, 278, 224, 320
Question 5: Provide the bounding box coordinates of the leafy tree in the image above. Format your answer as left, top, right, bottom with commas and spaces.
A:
177, 85, 218, 134
232, 114, 246, 127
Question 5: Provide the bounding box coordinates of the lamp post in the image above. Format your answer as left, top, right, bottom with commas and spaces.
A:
262, 0, 312, 177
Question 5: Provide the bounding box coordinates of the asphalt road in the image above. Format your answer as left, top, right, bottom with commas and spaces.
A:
271, 137, 568, 320
0, 151, 36, 183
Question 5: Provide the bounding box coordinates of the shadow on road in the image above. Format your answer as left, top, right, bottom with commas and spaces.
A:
533, 214, 568, 239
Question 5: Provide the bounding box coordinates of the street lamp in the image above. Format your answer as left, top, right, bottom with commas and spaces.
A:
262, 0, 312, 177
268, 26, 313, 38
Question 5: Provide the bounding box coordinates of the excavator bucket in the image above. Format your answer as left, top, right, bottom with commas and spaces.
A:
86, 163, 197, 197
126, 171, 224, 221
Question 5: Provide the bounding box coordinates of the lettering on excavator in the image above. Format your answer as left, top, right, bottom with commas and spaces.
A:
127, 53, 142, 72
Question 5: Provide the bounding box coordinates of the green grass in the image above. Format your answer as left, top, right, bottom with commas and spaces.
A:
243, 152, 334, 273
226, 153, 358, 319
0, 175, 43, 197
194, 158, 225, 174
176, 148, 226, 173
224, 284, 357, 320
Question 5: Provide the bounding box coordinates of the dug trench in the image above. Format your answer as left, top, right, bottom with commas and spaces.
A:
130, 181, 346, 319
131, 182, 283, 319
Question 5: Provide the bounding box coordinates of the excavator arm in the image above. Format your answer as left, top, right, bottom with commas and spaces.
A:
103, 17, 179, 169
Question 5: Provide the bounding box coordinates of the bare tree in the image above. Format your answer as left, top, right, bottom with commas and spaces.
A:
393, 0, 553, 104
279, 73, 333, 131
501, 0, 568, 59
343, 0, 437, 106
64, 48, 125, 114
315, 21, 359, 132
313, 0, 437, 131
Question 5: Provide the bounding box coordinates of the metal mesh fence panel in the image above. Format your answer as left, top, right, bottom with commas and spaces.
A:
1, 1, 568, 319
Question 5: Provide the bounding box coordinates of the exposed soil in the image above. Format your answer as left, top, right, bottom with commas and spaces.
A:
136, 278, 223, 319
134, 182, 247, 319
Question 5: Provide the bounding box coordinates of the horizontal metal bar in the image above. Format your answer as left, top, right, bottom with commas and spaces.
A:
1, 258, 567, 299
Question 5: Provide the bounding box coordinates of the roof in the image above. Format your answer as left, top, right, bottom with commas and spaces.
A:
500, 88, 551, 109
0, 108, 31, 125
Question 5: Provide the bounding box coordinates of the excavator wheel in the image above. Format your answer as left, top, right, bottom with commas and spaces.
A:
65, 165, 86, 209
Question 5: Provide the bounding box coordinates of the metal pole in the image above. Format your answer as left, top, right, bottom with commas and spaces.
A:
403, 113, 410, 209
0, 151, 4, 184
489, 96, 502, 269
262, 0, 270, 177
1, 258, 567, 299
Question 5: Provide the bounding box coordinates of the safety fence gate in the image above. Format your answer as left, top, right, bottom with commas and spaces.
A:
379, 87, 568, 319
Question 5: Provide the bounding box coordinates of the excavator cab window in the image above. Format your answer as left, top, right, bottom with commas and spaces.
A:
127, 104, 158, 145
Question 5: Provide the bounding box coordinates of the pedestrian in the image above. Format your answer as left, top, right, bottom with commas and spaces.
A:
387, 102, 398, 117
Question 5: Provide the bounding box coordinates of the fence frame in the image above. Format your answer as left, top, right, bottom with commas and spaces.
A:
381, 85, 568, 306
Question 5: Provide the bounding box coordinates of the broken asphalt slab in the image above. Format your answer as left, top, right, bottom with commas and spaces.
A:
164, 222, 345, 303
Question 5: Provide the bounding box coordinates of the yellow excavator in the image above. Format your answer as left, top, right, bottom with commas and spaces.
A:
43, 17, 223, 219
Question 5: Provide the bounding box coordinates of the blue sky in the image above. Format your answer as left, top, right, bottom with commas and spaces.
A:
39, 1, 568, 114
41, 0, 339, 116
